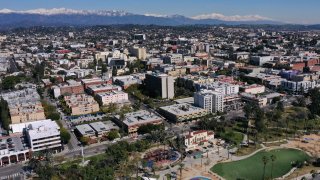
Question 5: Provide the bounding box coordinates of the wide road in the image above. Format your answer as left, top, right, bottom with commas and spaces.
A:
0, 164, 24, 179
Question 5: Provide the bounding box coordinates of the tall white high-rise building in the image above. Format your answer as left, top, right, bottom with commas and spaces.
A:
194, 90, 224, 113
145, 73, 174, 99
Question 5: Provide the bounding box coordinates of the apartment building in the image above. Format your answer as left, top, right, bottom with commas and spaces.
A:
281, 80, 316, 93
1, 88, 46, 124
130, 46, 147, 60
86, 84, 122, 96
52, 80, 84, 98
113, 74, 144, 89
81, 77, 105, 88
144, 73, 175, 99
240, 84, 266, 95
194, 90, 224, 113
195, 82, 239, 96
95, 91, 128, 106
64, 94, 100, 116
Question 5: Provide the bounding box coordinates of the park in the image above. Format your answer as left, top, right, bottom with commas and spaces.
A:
211, 148, 310, 180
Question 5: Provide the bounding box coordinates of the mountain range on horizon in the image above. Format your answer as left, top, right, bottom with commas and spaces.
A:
0, 8, 304, 29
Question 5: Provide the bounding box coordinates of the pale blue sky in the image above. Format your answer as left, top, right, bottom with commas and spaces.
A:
0, 0, 319, 24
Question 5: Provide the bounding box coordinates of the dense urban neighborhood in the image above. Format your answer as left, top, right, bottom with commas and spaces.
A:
0, 23, 319, 180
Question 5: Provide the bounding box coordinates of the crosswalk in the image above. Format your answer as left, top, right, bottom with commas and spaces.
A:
68, 147, 82, 152
0, 173, 23, 180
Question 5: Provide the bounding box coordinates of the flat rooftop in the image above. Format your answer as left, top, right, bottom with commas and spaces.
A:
159, 103, 206, 116
89, 121, 119, 132
75, 124, 95, 135
116, 110, 163, 126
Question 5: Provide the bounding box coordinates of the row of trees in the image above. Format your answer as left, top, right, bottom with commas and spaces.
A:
174, 78, 196, 98
0, 98, 10, 131
29, 139, 151, 180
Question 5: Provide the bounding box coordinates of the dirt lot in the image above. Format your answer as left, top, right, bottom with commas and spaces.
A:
283, 134, 320, 157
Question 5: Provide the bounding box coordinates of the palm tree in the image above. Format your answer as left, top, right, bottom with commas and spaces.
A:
270, 155, 276, 179
178, 163, 185, 180
262, 155, 269, 180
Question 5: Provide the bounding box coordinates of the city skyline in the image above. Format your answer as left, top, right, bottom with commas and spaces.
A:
0, 0, 320, 24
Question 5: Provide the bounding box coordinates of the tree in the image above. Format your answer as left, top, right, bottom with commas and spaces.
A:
80, 136, 90, 145
262, 155, 269, 180
1, 76, 21, 90
138, 124, 164, 134
108, 130, 120, 141
254, 107, 265, 132
28, 151, 56, 179
0, 98, 10, 131
60, 128, 71, 144
244, 102, 258, 120
178, 163, 185, 180
33, 61, 46, 82
47, 112, 60, 121
308, 88, 320, 117
112, 67, 117, 76
276, 101, 284, 112
293, 96, 306, 107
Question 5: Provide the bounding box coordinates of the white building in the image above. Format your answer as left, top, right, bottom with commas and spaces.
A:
130, 46, 147, 60
163, 54, 184, 64
194, 90, 224, 113
95, 91, 129, 106
196, 82, 239, 96
184, 130, 214, 151
281, 80, 316, 93
250, 56, 274, 66
10, 119, 62, 152
241, 84, 266, 95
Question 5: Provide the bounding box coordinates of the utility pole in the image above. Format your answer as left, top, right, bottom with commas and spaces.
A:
81, 145, 84, 164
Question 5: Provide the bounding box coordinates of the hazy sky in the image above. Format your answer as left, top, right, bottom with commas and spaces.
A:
0, 0, 319, 24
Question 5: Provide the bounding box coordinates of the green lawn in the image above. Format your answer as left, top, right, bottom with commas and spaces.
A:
211, 148, 310, 180
218, 130, 244, 145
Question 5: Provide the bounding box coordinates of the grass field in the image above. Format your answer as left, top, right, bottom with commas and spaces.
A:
211, 148, 310, 180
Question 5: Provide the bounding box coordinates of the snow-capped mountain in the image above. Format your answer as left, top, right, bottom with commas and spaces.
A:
0, 8, 131, 16
0, 8, 283, 29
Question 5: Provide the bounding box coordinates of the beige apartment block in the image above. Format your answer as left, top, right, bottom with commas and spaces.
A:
64, 94, 100, 116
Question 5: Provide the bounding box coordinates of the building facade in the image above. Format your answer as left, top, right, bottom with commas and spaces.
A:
184, 130, 215, 151
145, 73, 174, 99
194, 90, 224, 113
95, 91, 128, 106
